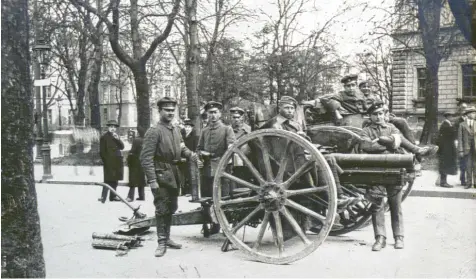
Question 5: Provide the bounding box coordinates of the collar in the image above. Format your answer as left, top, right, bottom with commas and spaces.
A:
368, 122, 389, 128
207, 120, 223, 130
276, 114, 291, 125
158, 120, 174, 130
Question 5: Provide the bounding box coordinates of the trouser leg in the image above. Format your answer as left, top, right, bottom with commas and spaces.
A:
153, 188, 171, 241
127, 187, 135, 200
101, 183, 109, 200
400, 136, 420, 154
371, 197, 386, 239
201, 176, 214, 197
104, 181, 118, 201
465, 155, 473, 186
138, 186, 145, 199
390, 117, 415, 144
324, 155, 343, 196
440, 173, 447, 184
387, 186, 404, 238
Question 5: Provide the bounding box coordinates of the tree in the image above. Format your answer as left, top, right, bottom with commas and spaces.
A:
1, 0, 46, 277
71, 0, 181, 132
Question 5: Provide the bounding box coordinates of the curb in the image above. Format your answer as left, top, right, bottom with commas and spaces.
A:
36, 180, 476, 200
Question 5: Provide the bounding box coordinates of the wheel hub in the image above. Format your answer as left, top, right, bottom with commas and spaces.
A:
259, 182, 286, 211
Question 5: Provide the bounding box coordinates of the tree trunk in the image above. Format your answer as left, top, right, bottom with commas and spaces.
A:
88, 41, 103, 130
1, 0, 46, 277
132, 63, 151, 132
417, 0, 442, 144
186, 0, 200, 129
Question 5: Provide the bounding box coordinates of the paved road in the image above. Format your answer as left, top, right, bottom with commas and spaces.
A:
37, 182, 476, 278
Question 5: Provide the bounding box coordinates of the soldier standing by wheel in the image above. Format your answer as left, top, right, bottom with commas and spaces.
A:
140, 97, 199, 257
360, 101, 405, 251
197, 101, 236, 235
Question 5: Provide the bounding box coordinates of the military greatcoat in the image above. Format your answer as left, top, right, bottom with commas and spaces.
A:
100, 131, 125, 182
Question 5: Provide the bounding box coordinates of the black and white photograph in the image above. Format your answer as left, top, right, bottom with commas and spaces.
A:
2, 0, 476, 277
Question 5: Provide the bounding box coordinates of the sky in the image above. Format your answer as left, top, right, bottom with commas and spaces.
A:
224, 0, 394, 61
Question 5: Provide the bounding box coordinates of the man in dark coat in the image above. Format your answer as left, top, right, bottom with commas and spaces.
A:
180, 119, 197, 195
457, 106, 476, 189
99, 120, 124, 203
455, 102, 468, 185
437, 112, 458, 188
127, 126, 146, 201
140, 97, 199, 257
360, 102, 405, 251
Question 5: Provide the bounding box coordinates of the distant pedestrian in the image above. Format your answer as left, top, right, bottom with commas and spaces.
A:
180, 118, 198, 195
127, 126, 146, 201
437, 112, 458, 188
99, 120, 124, 203
456, 102, 468, 185
458, 106, 476, 189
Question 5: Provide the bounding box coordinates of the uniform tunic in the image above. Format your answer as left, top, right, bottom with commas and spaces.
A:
361, 122, 404, 239
319, 91, 366, 127
233, 123, 251, 140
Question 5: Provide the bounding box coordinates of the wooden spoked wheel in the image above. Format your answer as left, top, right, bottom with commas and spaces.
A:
213, 129, 338, 265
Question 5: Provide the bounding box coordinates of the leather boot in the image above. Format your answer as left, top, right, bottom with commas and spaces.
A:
372, 235, 386, 251
165, 223, 182, 249
394, 236, 404, 249
155, 238, 167, 257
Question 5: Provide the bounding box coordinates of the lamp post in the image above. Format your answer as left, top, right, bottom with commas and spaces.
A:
33, 38, 52, 180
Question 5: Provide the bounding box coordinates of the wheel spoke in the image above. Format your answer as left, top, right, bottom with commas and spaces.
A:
219, 195, 259, 206
282, 160, 316, 189
252, 212, 270, 250
231, 205, 263, 234
275, 139, 291, 183
258, 137, 274, 181
285, 186, 328, 197
281, 207, 311, 245
285, 199, 326, 223
272, 211, 284, 256
221, 172, 261, 191
233, 147, 266, 185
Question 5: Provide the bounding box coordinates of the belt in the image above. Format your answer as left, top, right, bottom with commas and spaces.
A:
155, 158, 186, 165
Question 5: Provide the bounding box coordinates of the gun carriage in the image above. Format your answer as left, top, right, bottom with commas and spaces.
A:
120, 101, 416, 265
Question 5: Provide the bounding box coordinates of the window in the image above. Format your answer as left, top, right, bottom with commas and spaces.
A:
165, 85, 171, 97
462, 64, 476, 97
165, 60, 171, 75
47, 109, 53, 125
417, 68, 428, 98
103, 107, 108, 123
45, 86, 51, 98
68, 109, 73, 125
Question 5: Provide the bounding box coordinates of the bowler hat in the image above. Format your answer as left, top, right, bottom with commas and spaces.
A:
204, 101, 223, 111
341, 74, 358, 84
229, 106, 245, 116
463, 106, 476, 115
366, 101, 387, 115
157, 96, 177, 108
106, 119, 119, 127
279, 96, 297, 108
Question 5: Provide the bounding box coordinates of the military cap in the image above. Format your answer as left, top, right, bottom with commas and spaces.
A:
106, 119, 119, 127
204, 101, 223, 111
463, 106, 476, 115
358, 80, 370, 88
366, 101, 387, 115
229, 106, 245, 116
340, 74, 358, 84
443, 111, 453, 117
157, 96, 177, 108
279, 96, 298, 108
183, 118, 194, 126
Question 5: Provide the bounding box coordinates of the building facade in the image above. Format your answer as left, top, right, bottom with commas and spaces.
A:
391, 3, 476, 118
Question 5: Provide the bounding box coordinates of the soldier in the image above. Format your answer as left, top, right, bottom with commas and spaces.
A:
261, 96, 361, 230
99, 120, 124, 203
359, 80, 382, 111
140, 97, 199, 257
319, 74, 366, 127
360, 101, 405, 251
197, 101, 236, 234
229, 107, 251, 140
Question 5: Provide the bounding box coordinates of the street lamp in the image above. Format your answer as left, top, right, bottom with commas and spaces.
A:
33, 38, 52, 180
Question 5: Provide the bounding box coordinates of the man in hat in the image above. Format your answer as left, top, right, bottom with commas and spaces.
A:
229, 107, 251, 140
140, 97, 199, 257
457, 106, 476, 189
318, 74, 366, 126
261, 96, 361, 230
456, 102, 468, 185
437, 112, 458, 188
197, 101, 236, 234
180, 118, 198, 195
99, 119, 124, 203
360, 101, 405, 251
359, 80, 382, 111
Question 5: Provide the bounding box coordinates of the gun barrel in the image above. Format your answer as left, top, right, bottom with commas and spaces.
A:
331, 153, 414, 170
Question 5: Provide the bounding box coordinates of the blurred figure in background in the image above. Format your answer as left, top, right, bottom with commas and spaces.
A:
127, 126, 146, 201
99, 120, 124, 203
437, 112, 458, 188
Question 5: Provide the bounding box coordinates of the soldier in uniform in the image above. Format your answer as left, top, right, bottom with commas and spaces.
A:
229, 106, 253, 187
197, 101, 236, 234
359, 80, 382, 111
319, 74, 366, 127
360, 102, 405, 251
140, 97, 199, 257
